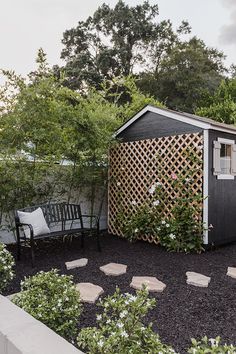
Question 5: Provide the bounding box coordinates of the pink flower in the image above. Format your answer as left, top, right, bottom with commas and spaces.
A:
171, 173, 177, 180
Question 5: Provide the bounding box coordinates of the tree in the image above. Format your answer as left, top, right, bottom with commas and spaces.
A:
138, 37, 226, 113
0, 50, 163, 233
196, 78, 236, 124
60, 1, 189, 90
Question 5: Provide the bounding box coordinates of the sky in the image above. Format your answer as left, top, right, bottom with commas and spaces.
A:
0, 0, 236, 78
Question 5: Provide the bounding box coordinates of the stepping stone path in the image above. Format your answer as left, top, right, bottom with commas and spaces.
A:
227, 267, 236, 279
186, 271, 211, 287
130, 276, 166, 293
76, 283, 104, 304
100, 262, 127, 276
65, 258, 88, 270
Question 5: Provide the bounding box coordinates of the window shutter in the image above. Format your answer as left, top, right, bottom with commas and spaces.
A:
213, 140, 221, 175
231, 144, 236, 175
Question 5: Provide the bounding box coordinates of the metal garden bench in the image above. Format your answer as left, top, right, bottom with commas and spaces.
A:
15, 203, 101, 267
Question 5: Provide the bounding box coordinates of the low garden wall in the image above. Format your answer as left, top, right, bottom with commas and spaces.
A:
0, 295, 84, 354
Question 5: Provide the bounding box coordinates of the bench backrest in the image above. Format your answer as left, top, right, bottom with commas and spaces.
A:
15, 203, 82, 226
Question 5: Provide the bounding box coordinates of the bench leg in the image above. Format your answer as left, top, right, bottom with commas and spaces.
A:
16, 227, 21, 261
96, 231, 101, 252
81, 232, 84, 249
30, 239, 35, 268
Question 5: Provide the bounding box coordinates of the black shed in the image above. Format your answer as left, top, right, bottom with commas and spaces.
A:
108, 104, 236, 246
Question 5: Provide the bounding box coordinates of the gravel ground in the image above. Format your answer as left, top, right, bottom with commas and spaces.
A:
4, 233, 236, 353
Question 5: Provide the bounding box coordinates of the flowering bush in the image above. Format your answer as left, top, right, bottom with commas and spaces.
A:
119, 149, 207, 253
188, 336, 236, 353
119, 181, 164, 242
0, 243, 15, 293
13, 269, 82, 341
77, 287, 176, 354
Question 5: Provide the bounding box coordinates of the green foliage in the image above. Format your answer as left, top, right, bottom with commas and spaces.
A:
13, 269, 82, 342
60, 1, 190, 91
196, 78, 236, 124
188, 336, 236, 353
119, 149, 205, 253
118, 181, 164, 242
77, 287, 236, 353
60, 1, 227, 113
139, 37, 225, 113
0, 243, 15, 293
77, 287, 175, 354
0, 50, 119, 230
158, 174, 205, 253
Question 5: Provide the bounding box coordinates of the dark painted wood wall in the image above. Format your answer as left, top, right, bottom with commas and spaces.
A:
208, 130, 236, 245
117, 111, 202, 141
116, 110, 236, 246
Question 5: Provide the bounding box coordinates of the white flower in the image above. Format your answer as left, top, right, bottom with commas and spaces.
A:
166, 223, 170, 228
120, 310, 128, 318
134, 228, 139, 233
121, 330, 128, 338
153, 200, 160, 206
128, 295, 137, 302
131, 200, 137, 206
209, 338, 218, 347
185, 178, 191, 183
117, 182, 121, 186
148, 187, 155, 194
155, 182, 162, 187
98, 339, 104, 347
169, 233, 176, 240
96, 314, 102, 321
209, 224, 214, 229
117, 322, 124, 328
106, 319, 111, 324
161, 220, 166, 225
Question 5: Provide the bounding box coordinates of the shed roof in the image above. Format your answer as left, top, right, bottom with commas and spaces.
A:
115, 105, 236, 136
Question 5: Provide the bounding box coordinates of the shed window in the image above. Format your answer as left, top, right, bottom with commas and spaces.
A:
213, 138, 236, 179
220, 143, 232, 174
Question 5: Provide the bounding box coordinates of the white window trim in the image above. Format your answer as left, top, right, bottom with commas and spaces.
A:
217, 137, 235, 180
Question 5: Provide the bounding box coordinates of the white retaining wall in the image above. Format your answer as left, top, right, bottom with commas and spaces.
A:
0, 295, 84, 354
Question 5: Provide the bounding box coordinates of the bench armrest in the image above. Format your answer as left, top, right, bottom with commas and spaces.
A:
81, 214, 100, 229
16, 222, 34, 238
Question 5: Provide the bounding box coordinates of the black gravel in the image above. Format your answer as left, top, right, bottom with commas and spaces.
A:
4, 234, 236, 353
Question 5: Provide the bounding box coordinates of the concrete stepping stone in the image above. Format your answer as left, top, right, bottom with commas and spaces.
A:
227, 267, 236, 279
76, 283, 104, 304
130, 276, 166, 293
186, 271, 211, 287
100, 262, 127, 276
65, 258, 88, 270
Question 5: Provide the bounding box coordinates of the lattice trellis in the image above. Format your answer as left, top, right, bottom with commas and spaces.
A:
108, 132, 204, 244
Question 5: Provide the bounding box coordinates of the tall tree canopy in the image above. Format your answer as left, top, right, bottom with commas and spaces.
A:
138, 37, 226, 113
60, 0, 189, 90
196, 78, 236, 124
0, 49, 162, 215
60, 0, 227, 113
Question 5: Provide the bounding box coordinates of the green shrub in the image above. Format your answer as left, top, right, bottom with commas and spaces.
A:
188, 336, 236, 353
119, 148, 206, 253
77, 287, 176, 354
13, 269, 82, 342
0, 243, 15, 293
